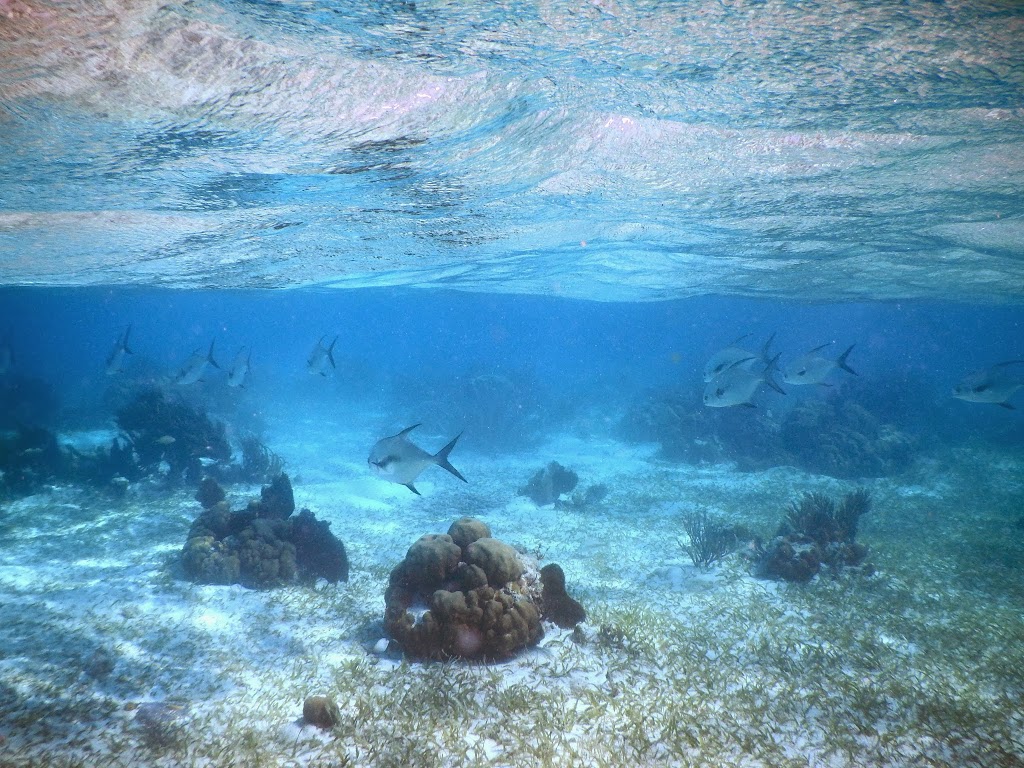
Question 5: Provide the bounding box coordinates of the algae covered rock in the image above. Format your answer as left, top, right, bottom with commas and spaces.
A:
384, 518, 542, 661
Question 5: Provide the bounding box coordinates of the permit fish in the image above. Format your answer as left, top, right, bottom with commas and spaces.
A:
952, 360, 1024, 409
368, 424, 467, 495
174, 339, 219, 385
704, 353, 786, 408
105, 324, 133, 375
782, 343, 857, 386
227, 346, 251, 388
703, 333, 775, 382
308, 335, 337, 376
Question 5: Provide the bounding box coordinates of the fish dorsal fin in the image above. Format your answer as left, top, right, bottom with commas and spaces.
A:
728, 333, 751, 346
392, 423, 421, 439
807, 342, 833, 354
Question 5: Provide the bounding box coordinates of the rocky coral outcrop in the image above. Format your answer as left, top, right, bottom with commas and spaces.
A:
180, 474, 348, 589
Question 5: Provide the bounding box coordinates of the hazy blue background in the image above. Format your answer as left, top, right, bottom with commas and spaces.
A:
2, 287, 1021, 453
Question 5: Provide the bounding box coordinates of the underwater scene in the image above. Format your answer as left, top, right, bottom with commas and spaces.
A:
1, 289, 1023, 767
3, 0, 1024, 766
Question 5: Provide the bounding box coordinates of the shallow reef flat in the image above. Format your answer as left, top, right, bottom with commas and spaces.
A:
1, 417, 1023, 767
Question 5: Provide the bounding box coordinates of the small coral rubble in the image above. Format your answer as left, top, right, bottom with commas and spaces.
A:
180, 474, 348, 589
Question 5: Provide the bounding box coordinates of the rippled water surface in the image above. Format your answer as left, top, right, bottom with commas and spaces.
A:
1, 0, 1022, 298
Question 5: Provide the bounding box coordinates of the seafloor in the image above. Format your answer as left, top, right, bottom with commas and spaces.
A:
1, 405, 1023, 768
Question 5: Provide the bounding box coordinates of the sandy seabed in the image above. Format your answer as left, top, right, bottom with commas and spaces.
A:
2, 406, 1023, 768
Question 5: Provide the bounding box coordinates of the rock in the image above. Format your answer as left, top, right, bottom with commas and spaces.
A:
539, 563, 586, 628
302, 695, 341, 730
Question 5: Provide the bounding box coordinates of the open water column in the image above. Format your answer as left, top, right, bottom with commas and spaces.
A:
1, 2, 1023, 767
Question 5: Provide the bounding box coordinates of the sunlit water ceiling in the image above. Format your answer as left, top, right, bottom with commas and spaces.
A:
1, 0, 1022, 300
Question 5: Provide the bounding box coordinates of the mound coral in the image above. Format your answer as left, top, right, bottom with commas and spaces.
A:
384, 518, 544, 661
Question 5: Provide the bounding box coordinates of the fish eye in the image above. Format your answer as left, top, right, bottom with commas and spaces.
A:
716, 388, 725, 397
973, 385, 988, 393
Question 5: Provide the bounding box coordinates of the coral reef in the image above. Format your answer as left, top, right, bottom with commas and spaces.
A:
539, 563, 586, 628
180, 474, 348, 589
678, 507, 741, 570
754, 489, 873, 582
519, 461, 578, 506
779, 399, 915, 478
384, 518, 543, 661
116, 388, 232, 483
620, 386, 916, 479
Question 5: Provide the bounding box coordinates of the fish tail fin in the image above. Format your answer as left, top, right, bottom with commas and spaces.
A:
434, 433, 467, 483
765, 353, 786, 395
124, 324, 133, 354
207, 339, 220, 369
837, 344, 857, 376
327, 336, 338, 368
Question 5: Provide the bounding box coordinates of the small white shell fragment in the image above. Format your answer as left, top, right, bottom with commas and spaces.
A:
372, 638, 389, 654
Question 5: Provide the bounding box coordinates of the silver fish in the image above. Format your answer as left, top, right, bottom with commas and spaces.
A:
368, 424, 466, 495
174, 339, 219, 385
703, 333, 775, 382
952, 360, 1024, 409
782, 343, 857, 386
227, 346, 251, 388
704, 354, 785, 408
105, 324, 133, 375
307, 335, 337, 376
